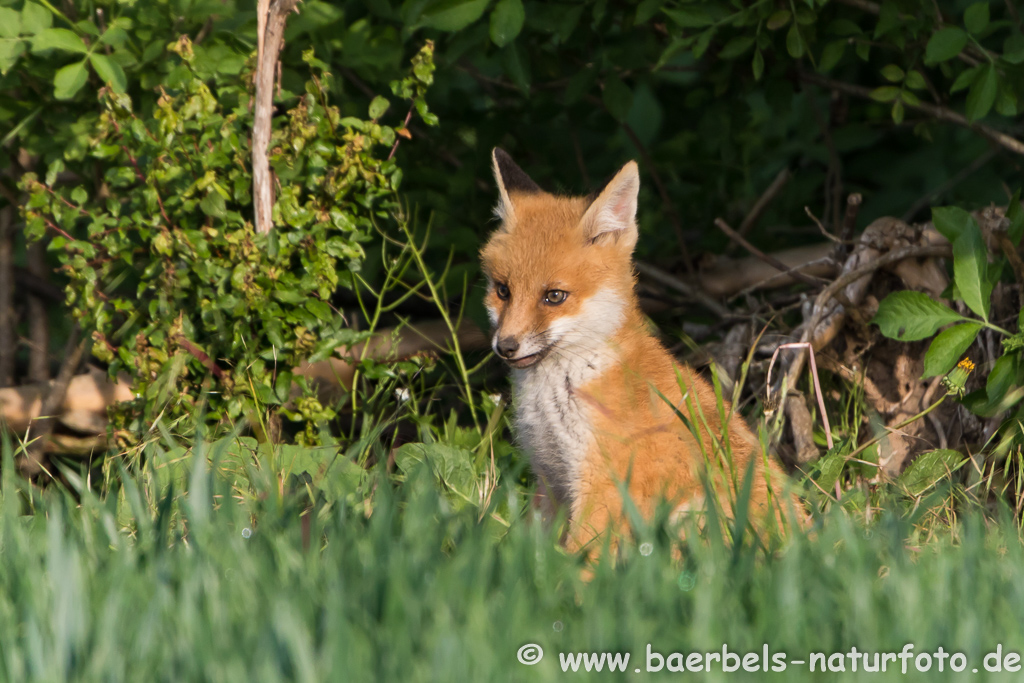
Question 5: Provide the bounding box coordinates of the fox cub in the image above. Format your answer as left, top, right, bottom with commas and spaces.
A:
481, 149, 791, 551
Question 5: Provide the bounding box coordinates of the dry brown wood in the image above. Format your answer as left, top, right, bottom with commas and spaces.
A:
700, 243, 836, 296
252, 0, 300, 234
0, 205, 13, 386
27, 241, 49, 383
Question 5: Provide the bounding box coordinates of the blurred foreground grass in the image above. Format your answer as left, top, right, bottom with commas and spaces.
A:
2, 433, 1024, 682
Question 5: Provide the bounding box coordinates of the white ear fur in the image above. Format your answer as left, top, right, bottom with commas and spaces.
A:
492, 149, 515, 223
580, 161, 640, 249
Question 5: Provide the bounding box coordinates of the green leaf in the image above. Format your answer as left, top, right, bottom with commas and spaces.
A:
199, 192, 225, 218
0, 39, 25, 75
0, 8, 21, 38
718, 36, 754, 59
891, 100, 904, 124
923, 322, 981, 377
418, 0, 490, 32
905, 70, 926, 90
368, 95, 389, 119
602, 74, 632, 122
898, 449, 965, 495
489, 0, 524, 48
635, 0, 662, 24
786, 24, 805, 58
819, 40, 845, 72
880, 64, 904, 82
766, 10, 791, 30
965, 65, 997, 122
951, 217, 990, 320
20, 2, 52, 34
752, 48, 764, 80
986, 353, 1020, 402
931, 205, 973, 242
89, 53, 126, 92
1004, 32, 1024, 64
872, 290, 968, 341
305, 299, 333, 322
900, 90, 920, 106
869, 86, 901, 102
815, 451, 846, 493
950, 65, 979, 93
32, 27, 87, 53
924, 27, 968, 64
53, 59, 88, 100
963, 2, 989, 35
664, 7, 715, 28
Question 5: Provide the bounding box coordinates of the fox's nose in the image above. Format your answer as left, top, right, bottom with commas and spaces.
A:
496, 336, 520, 359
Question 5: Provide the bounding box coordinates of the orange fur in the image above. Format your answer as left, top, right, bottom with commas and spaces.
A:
481, 150, 794, 553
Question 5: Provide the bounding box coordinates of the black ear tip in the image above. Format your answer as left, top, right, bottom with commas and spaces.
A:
493, 147, 510, 163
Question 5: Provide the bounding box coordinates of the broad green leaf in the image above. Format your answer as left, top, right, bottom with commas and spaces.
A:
931, 205, 973, 242
718, 36, 754, 59
53, 59, 88, 100
872, 290, 967, 341
951, 217, 990, 320
419, 0, 489, 32
869, 86, 900, 102
664, 7, 715, 28
880, 64, 904, 82
900, 90, 921, 107
752, 48, 764, 80
965, 64, 997, 121
1004, 32, 1024, 64
786, 24, 805, 58
950, 65, 979, 93
20, 1, 51, 34
923, 322, 981, 377
635, 0, 662, 24
986, 353, 1020, 402
32, 27, 87, 53
0, 8, 20, 38
898, 449, 965, 495
368, 95, 389, 119
963, 2, 989, 35
891, 100, 904, 124
602, 74, 632, 122
818, 40, 844, 72
0, 39, 24, 74
924, 27, 967, 64
489, 0, 524, 48
815, 452, 846, 492
305, 299, 333, 322
89, 53, 126, 92
692, 27, 715, 59
766, 10, 790, 30
995, 86, 1018, 117
905, 70, 926, 90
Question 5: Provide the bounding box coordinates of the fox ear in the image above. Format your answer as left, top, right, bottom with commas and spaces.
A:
580, 161, 639, 250
492, 148, 541, 224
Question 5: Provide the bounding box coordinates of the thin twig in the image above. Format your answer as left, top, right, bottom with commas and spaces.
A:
714, 217, 829, 288
738, 167, 792, 236
800, 72, 1024, 157
634, 260, 732, 318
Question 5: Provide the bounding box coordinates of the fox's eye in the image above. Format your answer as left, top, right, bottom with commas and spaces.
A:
495, 283, 510, 300
544, 289, 568, 305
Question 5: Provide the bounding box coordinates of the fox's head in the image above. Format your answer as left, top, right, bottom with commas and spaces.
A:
480, 148, 641, 369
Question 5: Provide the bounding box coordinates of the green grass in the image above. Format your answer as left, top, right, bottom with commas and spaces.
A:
3, 433, 1024, 682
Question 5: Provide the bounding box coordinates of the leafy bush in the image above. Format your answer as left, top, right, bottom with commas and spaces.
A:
22, 40, 437, 439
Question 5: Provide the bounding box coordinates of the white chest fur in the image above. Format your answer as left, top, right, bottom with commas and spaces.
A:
507, 289, 626, 508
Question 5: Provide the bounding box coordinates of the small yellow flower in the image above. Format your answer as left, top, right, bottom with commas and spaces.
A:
942, 357, 975, 397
